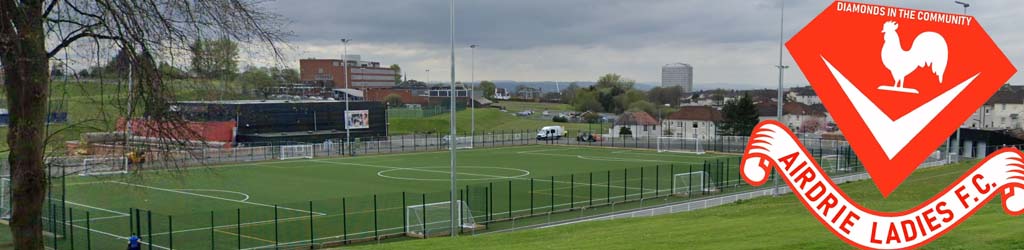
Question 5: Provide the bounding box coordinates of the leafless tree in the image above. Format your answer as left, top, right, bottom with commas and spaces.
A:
0, 0, 284, 248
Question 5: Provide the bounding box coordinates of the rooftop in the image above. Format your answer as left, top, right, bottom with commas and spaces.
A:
666, 106, 722, 122
615, 111, 659, 126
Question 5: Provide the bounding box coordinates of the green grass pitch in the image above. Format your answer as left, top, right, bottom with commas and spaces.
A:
43, 144, 741, 249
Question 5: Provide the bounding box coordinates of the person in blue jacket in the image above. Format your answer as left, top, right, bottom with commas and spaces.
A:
127, 235, 141, 250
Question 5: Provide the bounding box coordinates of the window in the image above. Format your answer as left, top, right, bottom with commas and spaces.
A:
333, 61, 340, 67
317, 68, 324, 74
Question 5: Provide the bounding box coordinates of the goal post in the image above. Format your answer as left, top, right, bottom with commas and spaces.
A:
672, 171, 715, 196
78, 156, 129, 176
280, 144, 314, 160
657, 136, 704, 154
405, 200, 478, 237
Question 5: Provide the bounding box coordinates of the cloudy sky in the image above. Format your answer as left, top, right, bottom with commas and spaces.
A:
256, 0, 1022, 89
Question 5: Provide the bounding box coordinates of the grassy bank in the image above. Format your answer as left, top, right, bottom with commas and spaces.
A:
354, 160, 1024, 249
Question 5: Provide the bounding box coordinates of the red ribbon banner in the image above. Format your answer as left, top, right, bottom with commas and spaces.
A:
740, 120, 1024, 249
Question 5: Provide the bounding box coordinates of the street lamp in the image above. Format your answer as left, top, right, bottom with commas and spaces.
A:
954, 1, 970, 15
773, 0, 789, 197
341, 38, 352, 144
426, 69, 431, 83
470, 44, 479, 142
951, 1, 969, 162
447, 0, 458, 237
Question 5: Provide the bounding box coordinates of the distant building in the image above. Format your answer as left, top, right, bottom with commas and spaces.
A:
299, 56, 397, 89
608, 111, 661, 138
663, 106, 722, 139
787, 86, 821, 105
758, 102, 828, 133
966, 85, 1024, 130
662, 63, 693, 92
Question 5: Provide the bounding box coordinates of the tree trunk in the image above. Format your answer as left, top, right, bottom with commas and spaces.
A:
2, 1, 50, 249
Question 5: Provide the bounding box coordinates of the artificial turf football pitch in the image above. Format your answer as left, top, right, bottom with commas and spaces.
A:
44, 144, 748, 249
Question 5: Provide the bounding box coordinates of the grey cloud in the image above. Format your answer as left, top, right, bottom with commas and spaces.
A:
260, 0, 1022, 86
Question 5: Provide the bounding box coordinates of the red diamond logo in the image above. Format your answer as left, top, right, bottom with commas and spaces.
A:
787, 1, 1016, 196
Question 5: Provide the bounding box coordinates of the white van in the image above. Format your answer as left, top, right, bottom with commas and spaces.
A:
536, 126, 566, 140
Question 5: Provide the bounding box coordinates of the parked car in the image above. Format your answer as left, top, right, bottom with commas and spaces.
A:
576, 132, 603, 142
536, 126, 566, 140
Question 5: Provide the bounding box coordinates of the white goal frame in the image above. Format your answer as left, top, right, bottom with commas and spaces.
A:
820, 154, 848, 172
279, 144, 315, 160
405, 200, 477, 236
657, 136, 705, 155
78, 156, 129, 176
672, 171, 715, 195
455, 136, 474, 149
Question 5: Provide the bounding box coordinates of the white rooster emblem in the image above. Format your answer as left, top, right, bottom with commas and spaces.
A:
878, 21, 948, 94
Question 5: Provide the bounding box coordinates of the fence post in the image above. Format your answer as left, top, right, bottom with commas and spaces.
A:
640, 167, 645, 200
373, 194, 379, 239
623, 168, 628, 201
606, 170, 611, 204
549, 176, 554, 212
655, 165, 660, 196
148, 210, 153, 250
402, 192, 408, 232
488, 182, 494, 220
237, 208, 241, 249
135, 209, 141, 241
209, 211, 214, 250
507, 181, 512, 218
68, 208, 74, 250
421, 193, 427, 238
688, 164, 694, 196
670, 164, 676, 195
589, 172, 594, 207
342, 198, 348, 243
570, 174, 575, 209
529, 179, 535, 216
168, 215, 173, 250
127, 207, 133, 238
309, 201, 315, 248
86, 211, 92, 250
274, 205, 279, 248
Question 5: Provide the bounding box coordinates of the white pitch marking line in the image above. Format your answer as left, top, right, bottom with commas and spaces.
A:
174, 188, 251, 202
48, 197, 129, 216
109, 181, 326, 216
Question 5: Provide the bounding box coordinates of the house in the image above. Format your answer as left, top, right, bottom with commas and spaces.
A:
964, 85, 1024, 130
608, 111, 660, 138
758, 102, 828, 133
662, 106, 722, 139
787, 86, 821, 105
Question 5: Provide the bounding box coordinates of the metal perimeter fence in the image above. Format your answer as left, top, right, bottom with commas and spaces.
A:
12, 128, 956, 249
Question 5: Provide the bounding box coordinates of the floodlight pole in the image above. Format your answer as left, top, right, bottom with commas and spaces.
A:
952, 1, 969, 162
773, 0, 788, 197
448, 0, 459, 237
470, 44, 479, 141
341, 38, 352, 143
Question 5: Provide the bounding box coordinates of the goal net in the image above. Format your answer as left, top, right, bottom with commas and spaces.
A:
78, 157, 129, 176
820, 155, 848, 172
672, 171, 715, 196
280, 145, 314, 160
657, 137, 704, 154
406, 200, 477, 237
455, 136, 473, 149
0, 177, 10, 220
